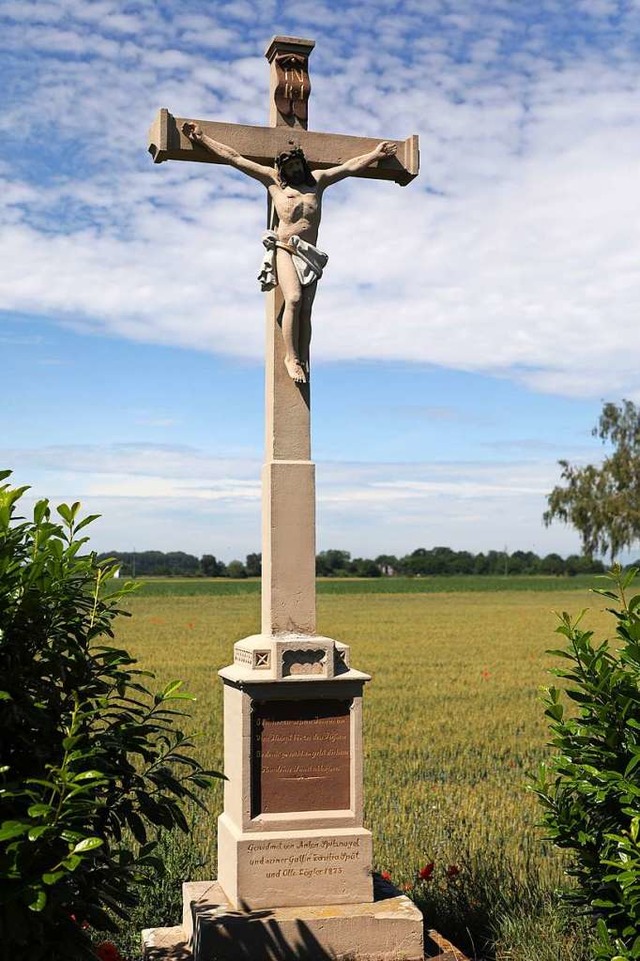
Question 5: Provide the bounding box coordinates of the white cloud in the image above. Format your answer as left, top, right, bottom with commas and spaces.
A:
2, 1, 640, 398
2, 443, 588, 558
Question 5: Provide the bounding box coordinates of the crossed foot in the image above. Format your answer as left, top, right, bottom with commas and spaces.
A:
284, 355, 307, 384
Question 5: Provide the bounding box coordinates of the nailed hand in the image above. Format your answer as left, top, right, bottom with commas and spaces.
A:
182, 121, 203, 142
375, 141, 397, 158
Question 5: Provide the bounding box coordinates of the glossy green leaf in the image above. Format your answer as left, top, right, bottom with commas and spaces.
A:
28, 889, 47, 912
0, 820, 29, 840
28, 826, 50, 841
27, 803, 53, 818
72, 836, 103, 853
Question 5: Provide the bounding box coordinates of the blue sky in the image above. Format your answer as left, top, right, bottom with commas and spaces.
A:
2, 0, 640, 561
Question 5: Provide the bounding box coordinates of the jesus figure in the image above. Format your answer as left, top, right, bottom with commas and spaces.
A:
182, 121, 396, 384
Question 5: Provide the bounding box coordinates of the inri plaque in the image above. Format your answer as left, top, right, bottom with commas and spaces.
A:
251, 699, 351, 815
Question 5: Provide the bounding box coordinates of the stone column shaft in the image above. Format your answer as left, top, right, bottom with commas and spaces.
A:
261, 37, 317, 636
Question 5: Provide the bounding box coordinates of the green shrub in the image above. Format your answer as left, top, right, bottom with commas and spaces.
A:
99, 820, 210, 960
0, 471, 222, 960
533, 566, 640, 959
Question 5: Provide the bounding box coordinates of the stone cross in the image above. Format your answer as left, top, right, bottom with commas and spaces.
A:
148, 35, 419, 642
144, 38, 424, 960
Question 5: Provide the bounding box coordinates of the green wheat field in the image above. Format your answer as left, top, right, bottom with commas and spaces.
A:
112, 575, 610, 900
109, 577, 613, 961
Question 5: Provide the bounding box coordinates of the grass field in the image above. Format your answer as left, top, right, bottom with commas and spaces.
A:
111, 579, 610, 958
122, 573, 599, 596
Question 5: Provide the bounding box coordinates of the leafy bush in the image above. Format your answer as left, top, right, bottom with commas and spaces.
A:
533, 566, 640, 959
0, 471, 221, 960
98, 821, 210, 960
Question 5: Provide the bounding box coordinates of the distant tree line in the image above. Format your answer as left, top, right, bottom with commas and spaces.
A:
98, 547, 609, 579
97, 551, 262, 579
315, 547, 606, 577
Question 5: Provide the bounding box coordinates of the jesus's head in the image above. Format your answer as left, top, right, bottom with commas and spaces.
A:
275, 147, 315, 188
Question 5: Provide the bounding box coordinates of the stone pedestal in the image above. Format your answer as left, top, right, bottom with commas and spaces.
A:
141, 636, 425, 961
216, 634, 373, 911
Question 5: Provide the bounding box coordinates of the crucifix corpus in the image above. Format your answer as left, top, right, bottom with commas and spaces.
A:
144, 37, 423, 961
149, 40, 418, 387
182, 124, 396, 385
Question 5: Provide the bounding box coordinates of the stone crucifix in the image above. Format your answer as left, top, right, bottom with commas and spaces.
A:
180, 127, 396, 385
149, 36, 419, 638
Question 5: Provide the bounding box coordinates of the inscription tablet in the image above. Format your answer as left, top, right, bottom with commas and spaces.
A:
252, 699, 351, 815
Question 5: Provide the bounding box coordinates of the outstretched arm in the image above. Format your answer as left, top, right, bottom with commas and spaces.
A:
314, 141, 397, 189
182, 122, 275, 187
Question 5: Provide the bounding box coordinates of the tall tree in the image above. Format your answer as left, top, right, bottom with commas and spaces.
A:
316, 550, 351, 576
544, 400, 640, 561
201, 554, 226, 577
245, 552, 262, 577
226, 560, 247, 579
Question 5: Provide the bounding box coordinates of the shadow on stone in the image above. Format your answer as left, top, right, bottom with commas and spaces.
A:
142, 929, 191, 960
424, 928, 473, 959
194, 909, 338, 960
188, 880, 426, 960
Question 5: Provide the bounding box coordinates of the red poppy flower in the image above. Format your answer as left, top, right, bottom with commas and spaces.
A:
446, 864, 461, 879
380, 870, 392, 881
95, 942, 124, 961
418, 862, 435, 881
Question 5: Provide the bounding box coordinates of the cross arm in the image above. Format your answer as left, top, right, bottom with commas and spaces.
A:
148, 109, 419, 186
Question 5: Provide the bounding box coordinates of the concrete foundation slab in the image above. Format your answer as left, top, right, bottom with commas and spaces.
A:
141, 926, 190, 960
143, 878, 424, 961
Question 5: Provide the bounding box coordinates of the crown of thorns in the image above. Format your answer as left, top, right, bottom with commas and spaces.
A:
274, 146, 307, 168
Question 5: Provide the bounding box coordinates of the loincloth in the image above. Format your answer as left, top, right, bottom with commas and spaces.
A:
258, 230, 329, 292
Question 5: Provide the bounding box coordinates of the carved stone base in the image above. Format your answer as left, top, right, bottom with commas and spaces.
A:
142, 877, 425, 961
218, 815, 373, 909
